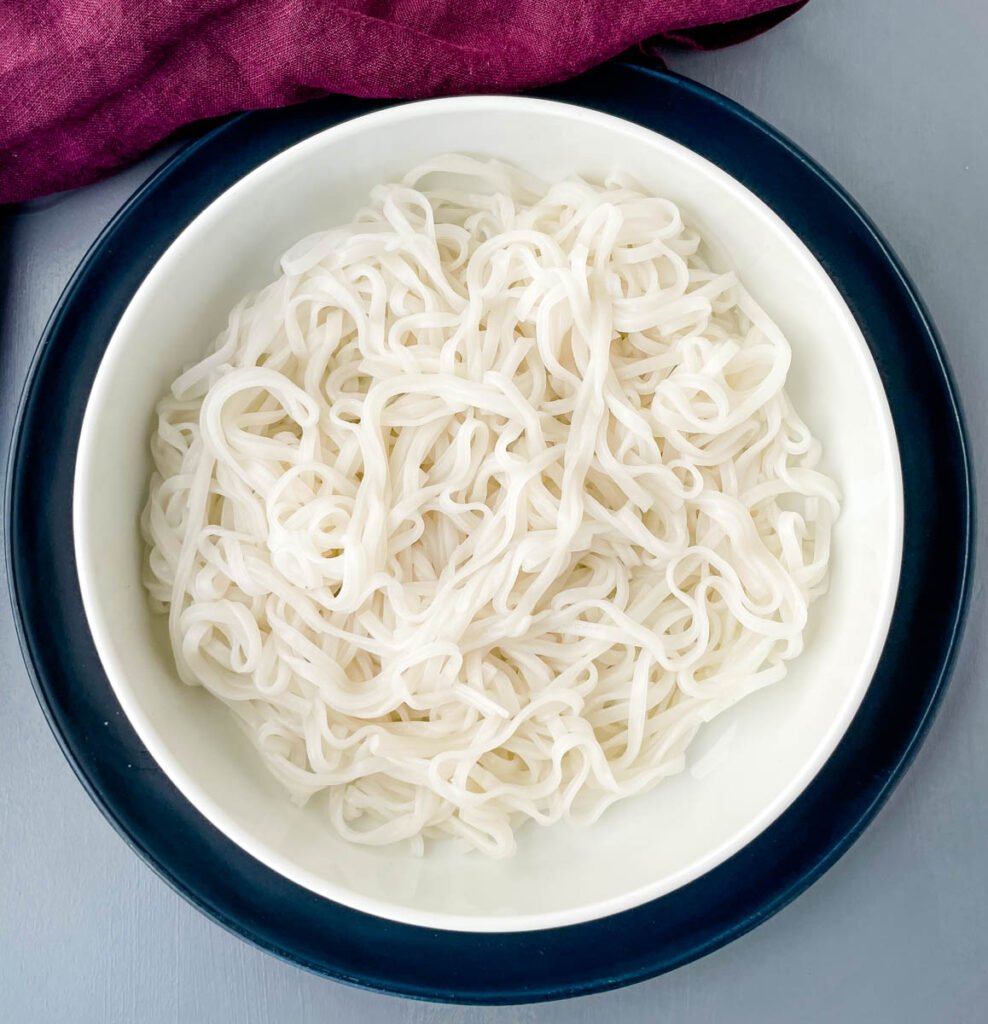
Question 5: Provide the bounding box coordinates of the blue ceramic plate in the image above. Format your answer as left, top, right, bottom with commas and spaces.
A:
6, 64, 972, 1004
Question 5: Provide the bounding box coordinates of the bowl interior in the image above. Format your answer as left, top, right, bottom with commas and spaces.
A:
74, 97, 902, 932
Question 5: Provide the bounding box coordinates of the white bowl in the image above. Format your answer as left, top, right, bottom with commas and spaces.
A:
74, 96, 903, 933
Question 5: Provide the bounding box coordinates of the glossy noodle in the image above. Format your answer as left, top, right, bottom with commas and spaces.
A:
142, 156, 840, 856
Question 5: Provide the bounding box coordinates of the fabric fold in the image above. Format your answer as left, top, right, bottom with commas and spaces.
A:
0, 0, 806, 204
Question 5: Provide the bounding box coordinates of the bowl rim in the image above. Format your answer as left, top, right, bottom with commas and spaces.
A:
7, 63, 972, 1002
71, 90, 904, 933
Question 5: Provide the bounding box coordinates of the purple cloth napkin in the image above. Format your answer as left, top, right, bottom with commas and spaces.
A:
0, 1, 805, 204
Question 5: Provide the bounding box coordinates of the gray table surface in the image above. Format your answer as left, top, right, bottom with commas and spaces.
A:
2, 1, 986, 1020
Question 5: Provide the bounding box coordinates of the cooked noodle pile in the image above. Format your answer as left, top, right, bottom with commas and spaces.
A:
143, 156, 840, 856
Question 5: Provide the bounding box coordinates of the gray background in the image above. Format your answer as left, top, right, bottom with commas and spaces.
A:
2, 0, 986, 1020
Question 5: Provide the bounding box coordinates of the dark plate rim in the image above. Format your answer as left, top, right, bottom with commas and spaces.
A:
5, 64, 974, 1004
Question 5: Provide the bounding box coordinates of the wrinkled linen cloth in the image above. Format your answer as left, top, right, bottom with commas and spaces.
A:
0, 0, 805, 203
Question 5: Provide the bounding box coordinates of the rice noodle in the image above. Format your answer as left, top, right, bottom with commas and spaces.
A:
142, 155, 840, 857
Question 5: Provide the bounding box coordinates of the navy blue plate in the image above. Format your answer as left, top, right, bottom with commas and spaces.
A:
6, 64, 972, 1004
